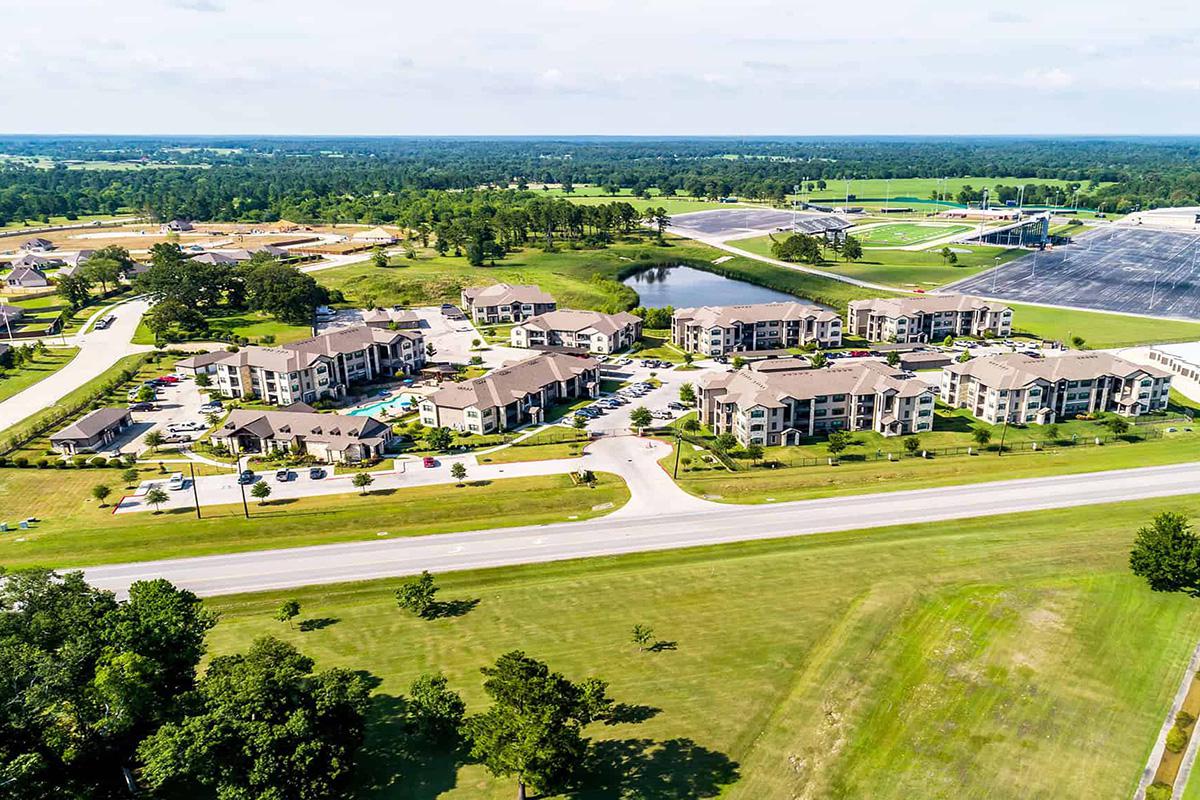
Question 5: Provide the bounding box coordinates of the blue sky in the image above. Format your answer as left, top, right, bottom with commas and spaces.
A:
3, 0, 1196, 135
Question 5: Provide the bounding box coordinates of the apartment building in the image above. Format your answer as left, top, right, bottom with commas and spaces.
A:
510, 309, 642, 354
419, 352, 599, 434
846, 294, 1012, 343
212, 407, 392, 463
698, 360, 935, 446
460, 283, 556, 324
212, 324, 425, 405
671, 302, 842, 356
941, 352, 1171, 424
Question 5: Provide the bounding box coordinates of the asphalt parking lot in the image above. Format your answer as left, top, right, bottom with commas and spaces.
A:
949, 227, 1200, 320
669, 208, 815, 239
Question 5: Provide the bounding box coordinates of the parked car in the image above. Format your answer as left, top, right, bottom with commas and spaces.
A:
128, 402, 157, 412
423, 456, 437, 468
275, 469, 293, 482
167, 473, 185, 491
160, 433, 191, 444
157, 375, 180, 384
237, 470, 256, 485
309, 467, 326, 480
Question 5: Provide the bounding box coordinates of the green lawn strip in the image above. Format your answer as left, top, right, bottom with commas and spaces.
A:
1009, 303, 1200, 349
0, 472, 629, 569
479, 428, 591, 464
0, 347, 79, 403
669, 433, 1200, 504
132, 310, 311, 346
634, 329, 687, 362
201, 495, 1200, 800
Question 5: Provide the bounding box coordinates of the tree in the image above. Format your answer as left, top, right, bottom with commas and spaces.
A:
714, 432, 738, 452
903, 435, 921, 455
572, 413, 588, 430
1044, 423, 1060, 441
450, 461, 468, 486
137, 637, 371, 800
251, 480, 272, 505
144, 430, 165, 452
971, 427, 993, 447
372, 246, 389, 268
241, 260, 328, 326
1130, 513, 1200, 596
0, 571, 214, 798
145, 486, 169, 512
841, 235, 863, 262
745, 443, 764, 463
405, 672, 466, 743
957, 349, 972, 363
886, 351, 900, 367
56, 272, 93, 310
731, 356, 746, 370
679, 382, 696, 406
143, 298, 207, 340
195, 373, 212, 389
466, 651, 611, 799
84, 256, 123, 295
396, 570, 439, 617
631, 623, 654, 651
827, 430, 851, 455
810, 352, 829, 369
427, 426, 453, 451
352, 471, 375, 495
122, 467, 141, 487
630, 406, 652, 431
275, 599, 300, 628
91, 483, 112, 507
1105, 416, 1131, 436
682, 417, 700, 433
1071, 335, 1086, 350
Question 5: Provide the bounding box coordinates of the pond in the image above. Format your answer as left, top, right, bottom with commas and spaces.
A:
621, 265, 797, 308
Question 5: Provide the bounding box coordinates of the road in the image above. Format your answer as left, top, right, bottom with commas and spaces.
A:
84, 459, 1200, 598
0, 297, 152, 432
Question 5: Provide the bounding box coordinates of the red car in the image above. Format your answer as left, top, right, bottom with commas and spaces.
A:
423, 457, 437, 468
157, 375, 180, 384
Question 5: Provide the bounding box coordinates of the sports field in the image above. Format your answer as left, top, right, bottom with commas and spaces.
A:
204, 496, 1200, 799
853, 222, 971, 247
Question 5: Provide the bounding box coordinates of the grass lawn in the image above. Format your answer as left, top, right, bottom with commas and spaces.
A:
1009, 303, 1200, 349
202, 494, 1200, 800
668, 431, 1200, 504
0, 347, 78, 403
633, 329, 687, 363
0, 213, 131, 232
853, 222, 971, 247
131, 311, 311, 346
479, 427, 590, 464
0, 471, 629, 569
795, 176, 1114, 203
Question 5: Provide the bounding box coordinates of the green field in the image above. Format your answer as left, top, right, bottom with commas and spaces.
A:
853, 222, 971, 247
203, 495, 1200, 799
1008, 303, 1200, 349
0, 347, 78, 404
790, 177, 1113, 203
0, 212, 133, 232
0, 470, 629, 569
131, 310, 311, 346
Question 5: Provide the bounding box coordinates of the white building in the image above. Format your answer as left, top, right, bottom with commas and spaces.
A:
671, 302, 842, 356
510, 309, 642, 354
847, 294, 1012, 343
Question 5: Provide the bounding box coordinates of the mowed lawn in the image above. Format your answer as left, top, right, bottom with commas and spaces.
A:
854, 222, 971, 247
202, 495, 1200, 799
0, 347, 79, 403
0, 470, 629, 568
1008, 302, 1200, 349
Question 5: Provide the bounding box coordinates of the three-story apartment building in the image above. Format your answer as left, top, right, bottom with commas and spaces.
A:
460, 283, 557, 323
697, 360, 935, 446
671, 302, 842, 356
847, 294, 1012, 342
941, 352, 1171, 424
510, 309, 642, 354
212, 325, 425, 405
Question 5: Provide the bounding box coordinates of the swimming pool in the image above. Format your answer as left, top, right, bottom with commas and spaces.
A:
347, 393, 420, 417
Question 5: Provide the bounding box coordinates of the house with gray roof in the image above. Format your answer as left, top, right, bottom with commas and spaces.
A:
460, 283, 556, 323
19, 237, 55, 252
941, 352, 1171, 424
10, 253, 65, 271
672, 302, 842, 356
698, 359, 935, 446
510, 309, 642, 354
4, 267, 50, 289
161, 219, 194, 233
210, 407, 392, 463
50, 408, 133, 455
420, 352, 599, 434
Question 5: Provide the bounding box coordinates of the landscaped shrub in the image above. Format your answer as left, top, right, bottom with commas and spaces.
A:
14, 457, 28, 468
1166, 725, 1188, 753
72, 455, 88, 467
55, 461, 68, 469
1147, 782, 1173, 800
1178, 710, 1196, 729
35, 458, 49, 469
89, 456, 107, 468
107, 458, 124, 468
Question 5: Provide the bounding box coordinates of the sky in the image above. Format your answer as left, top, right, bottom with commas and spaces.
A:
3, 0, 1197, 136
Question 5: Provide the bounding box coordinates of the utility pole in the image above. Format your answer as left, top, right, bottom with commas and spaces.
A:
992, 256, 1001, 292
672, 427, 682, 479
792, 183, 799, 231
239, 474, 250, 519
189, 462, 201, 519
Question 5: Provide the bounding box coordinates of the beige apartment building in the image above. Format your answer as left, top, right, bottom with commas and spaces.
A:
698, 360, 935, 446
847, 294, 1012, 343
419, 352, 599, 434
212, 325, 425, 405
510, 309, 642, 354
460, 283, 557, 323
671, 302, 842, 356
941, 352, 1171, 424
211, 407, 392, 463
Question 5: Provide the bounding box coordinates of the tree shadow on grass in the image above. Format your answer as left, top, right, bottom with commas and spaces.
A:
353, 694, 465, 800
647, 640, 677, 653
424, 597, 480, 619
604, 703, 661, 726
298, 616, 339, 632
575, 737, 740, 799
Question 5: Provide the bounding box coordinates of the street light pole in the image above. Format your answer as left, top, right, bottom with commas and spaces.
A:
992, 256, 1001, 293
189, 462, 201, 520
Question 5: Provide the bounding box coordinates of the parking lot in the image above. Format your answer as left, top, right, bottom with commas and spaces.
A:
669, 208, 821, 240
119, 373, 212, 455
950, 227, 1200, 320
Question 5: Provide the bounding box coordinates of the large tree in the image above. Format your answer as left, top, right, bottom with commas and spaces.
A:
241, 259, 328, 326
0, 570, 215, 798
1130, 512, 1200, 596
137, 637, 371, 800
465, 651, 611, 800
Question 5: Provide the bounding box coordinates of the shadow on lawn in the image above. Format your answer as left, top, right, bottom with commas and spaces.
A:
575, 737, 740, 799
354, 694, 465, 800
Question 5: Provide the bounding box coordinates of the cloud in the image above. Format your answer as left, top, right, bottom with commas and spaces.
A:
1023, 67, 1075, 90
742, 59, 790, 74
167, 0, 224, 12
987, 10, 1028, 24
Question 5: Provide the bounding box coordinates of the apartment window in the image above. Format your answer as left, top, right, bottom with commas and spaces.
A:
814, 409, 827, 417
750, 409, 765, 418
832, 408, 845, 416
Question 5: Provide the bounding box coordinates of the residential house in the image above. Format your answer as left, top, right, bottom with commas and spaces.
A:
419, 352, 599, 434
0, 304, 25, 332
211, 407, 392, 463
175, 350, 229, 377
4, 267, 50, 289
697, 360, 935, 446
161, 219, 194, 233
352, 227, 398, 245
846, 294, 1012, 343
19, 237, 55, 252
10, 254, 65, 271
510, 309, 642, 354
188, 252, 242, 266
362, 307, 422, 329
940, 352, 1171, 424
671, 302, 842, 356
58, 250, 95, 278
212, 324, 425, 405
50, 408, 133, 455
460, 283, 556, 324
